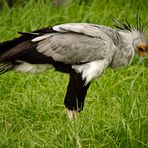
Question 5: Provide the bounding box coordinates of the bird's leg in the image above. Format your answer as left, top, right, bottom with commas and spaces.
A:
66, 109, 78, 120
64, 70, 90, 120
77, 82, 90, 111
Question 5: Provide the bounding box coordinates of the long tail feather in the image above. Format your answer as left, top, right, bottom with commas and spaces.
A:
0, 62, 15, 75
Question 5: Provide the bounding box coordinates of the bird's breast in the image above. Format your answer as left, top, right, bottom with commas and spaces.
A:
109, 46, 134, 68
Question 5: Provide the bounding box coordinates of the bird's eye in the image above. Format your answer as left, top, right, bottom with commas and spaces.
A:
139, 47, 144, 52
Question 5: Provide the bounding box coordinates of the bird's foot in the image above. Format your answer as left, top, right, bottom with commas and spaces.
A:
66, 109, 78, 120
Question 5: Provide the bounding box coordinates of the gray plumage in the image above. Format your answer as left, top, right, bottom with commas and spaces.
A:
31, 23, 147, 81
36, 24, 118, 65
0, 20, 148, 114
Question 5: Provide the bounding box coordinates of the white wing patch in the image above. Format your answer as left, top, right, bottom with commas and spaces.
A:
72, 60, 109, 85
15, 62, 52, 73
53, 24, 85, 33
32, 34, 52, 42
52, 25, 66, 32
52, 23, 111, 39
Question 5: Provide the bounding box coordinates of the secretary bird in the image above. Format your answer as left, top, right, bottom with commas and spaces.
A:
0, 18, 148, 119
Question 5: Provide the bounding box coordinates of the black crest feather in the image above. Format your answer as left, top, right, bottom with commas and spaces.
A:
113, 14, 147, 33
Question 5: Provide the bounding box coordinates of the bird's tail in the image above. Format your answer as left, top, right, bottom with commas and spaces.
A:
0, 62, 16, 74
0, 27, 56, 75
0, 38, 20, 74
0, 33, 36, 75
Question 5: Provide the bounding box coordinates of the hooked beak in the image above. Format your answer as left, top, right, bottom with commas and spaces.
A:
138, 50, 148, 57
137, 42, 148, 57
138, 57, 144, 63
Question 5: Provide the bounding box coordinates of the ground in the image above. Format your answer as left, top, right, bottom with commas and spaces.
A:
0, 0, 148, 147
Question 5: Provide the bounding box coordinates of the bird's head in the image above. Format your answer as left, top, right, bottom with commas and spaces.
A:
113, 15, 148, 58
133, 37, 148, 58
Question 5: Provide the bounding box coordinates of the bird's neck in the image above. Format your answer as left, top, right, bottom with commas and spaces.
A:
110, 30, 140, 68
118, 30, 141, 50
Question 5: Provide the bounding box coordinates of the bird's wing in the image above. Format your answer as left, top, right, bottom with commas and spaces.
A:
34, 23, 116, 64
52, 23, 111, 38
0, 23, 117, 69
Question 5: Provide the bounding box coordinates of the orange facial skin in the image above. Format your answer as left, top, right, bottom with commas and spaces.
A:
137, 42, 148, 57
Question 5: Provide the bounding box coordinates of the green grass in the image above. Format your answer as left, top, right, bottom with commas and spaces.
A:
0, 0, 148, 147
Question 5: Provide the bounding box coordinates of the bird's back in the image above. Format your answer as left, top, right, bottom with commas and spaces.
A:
0, 23, 119, 74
